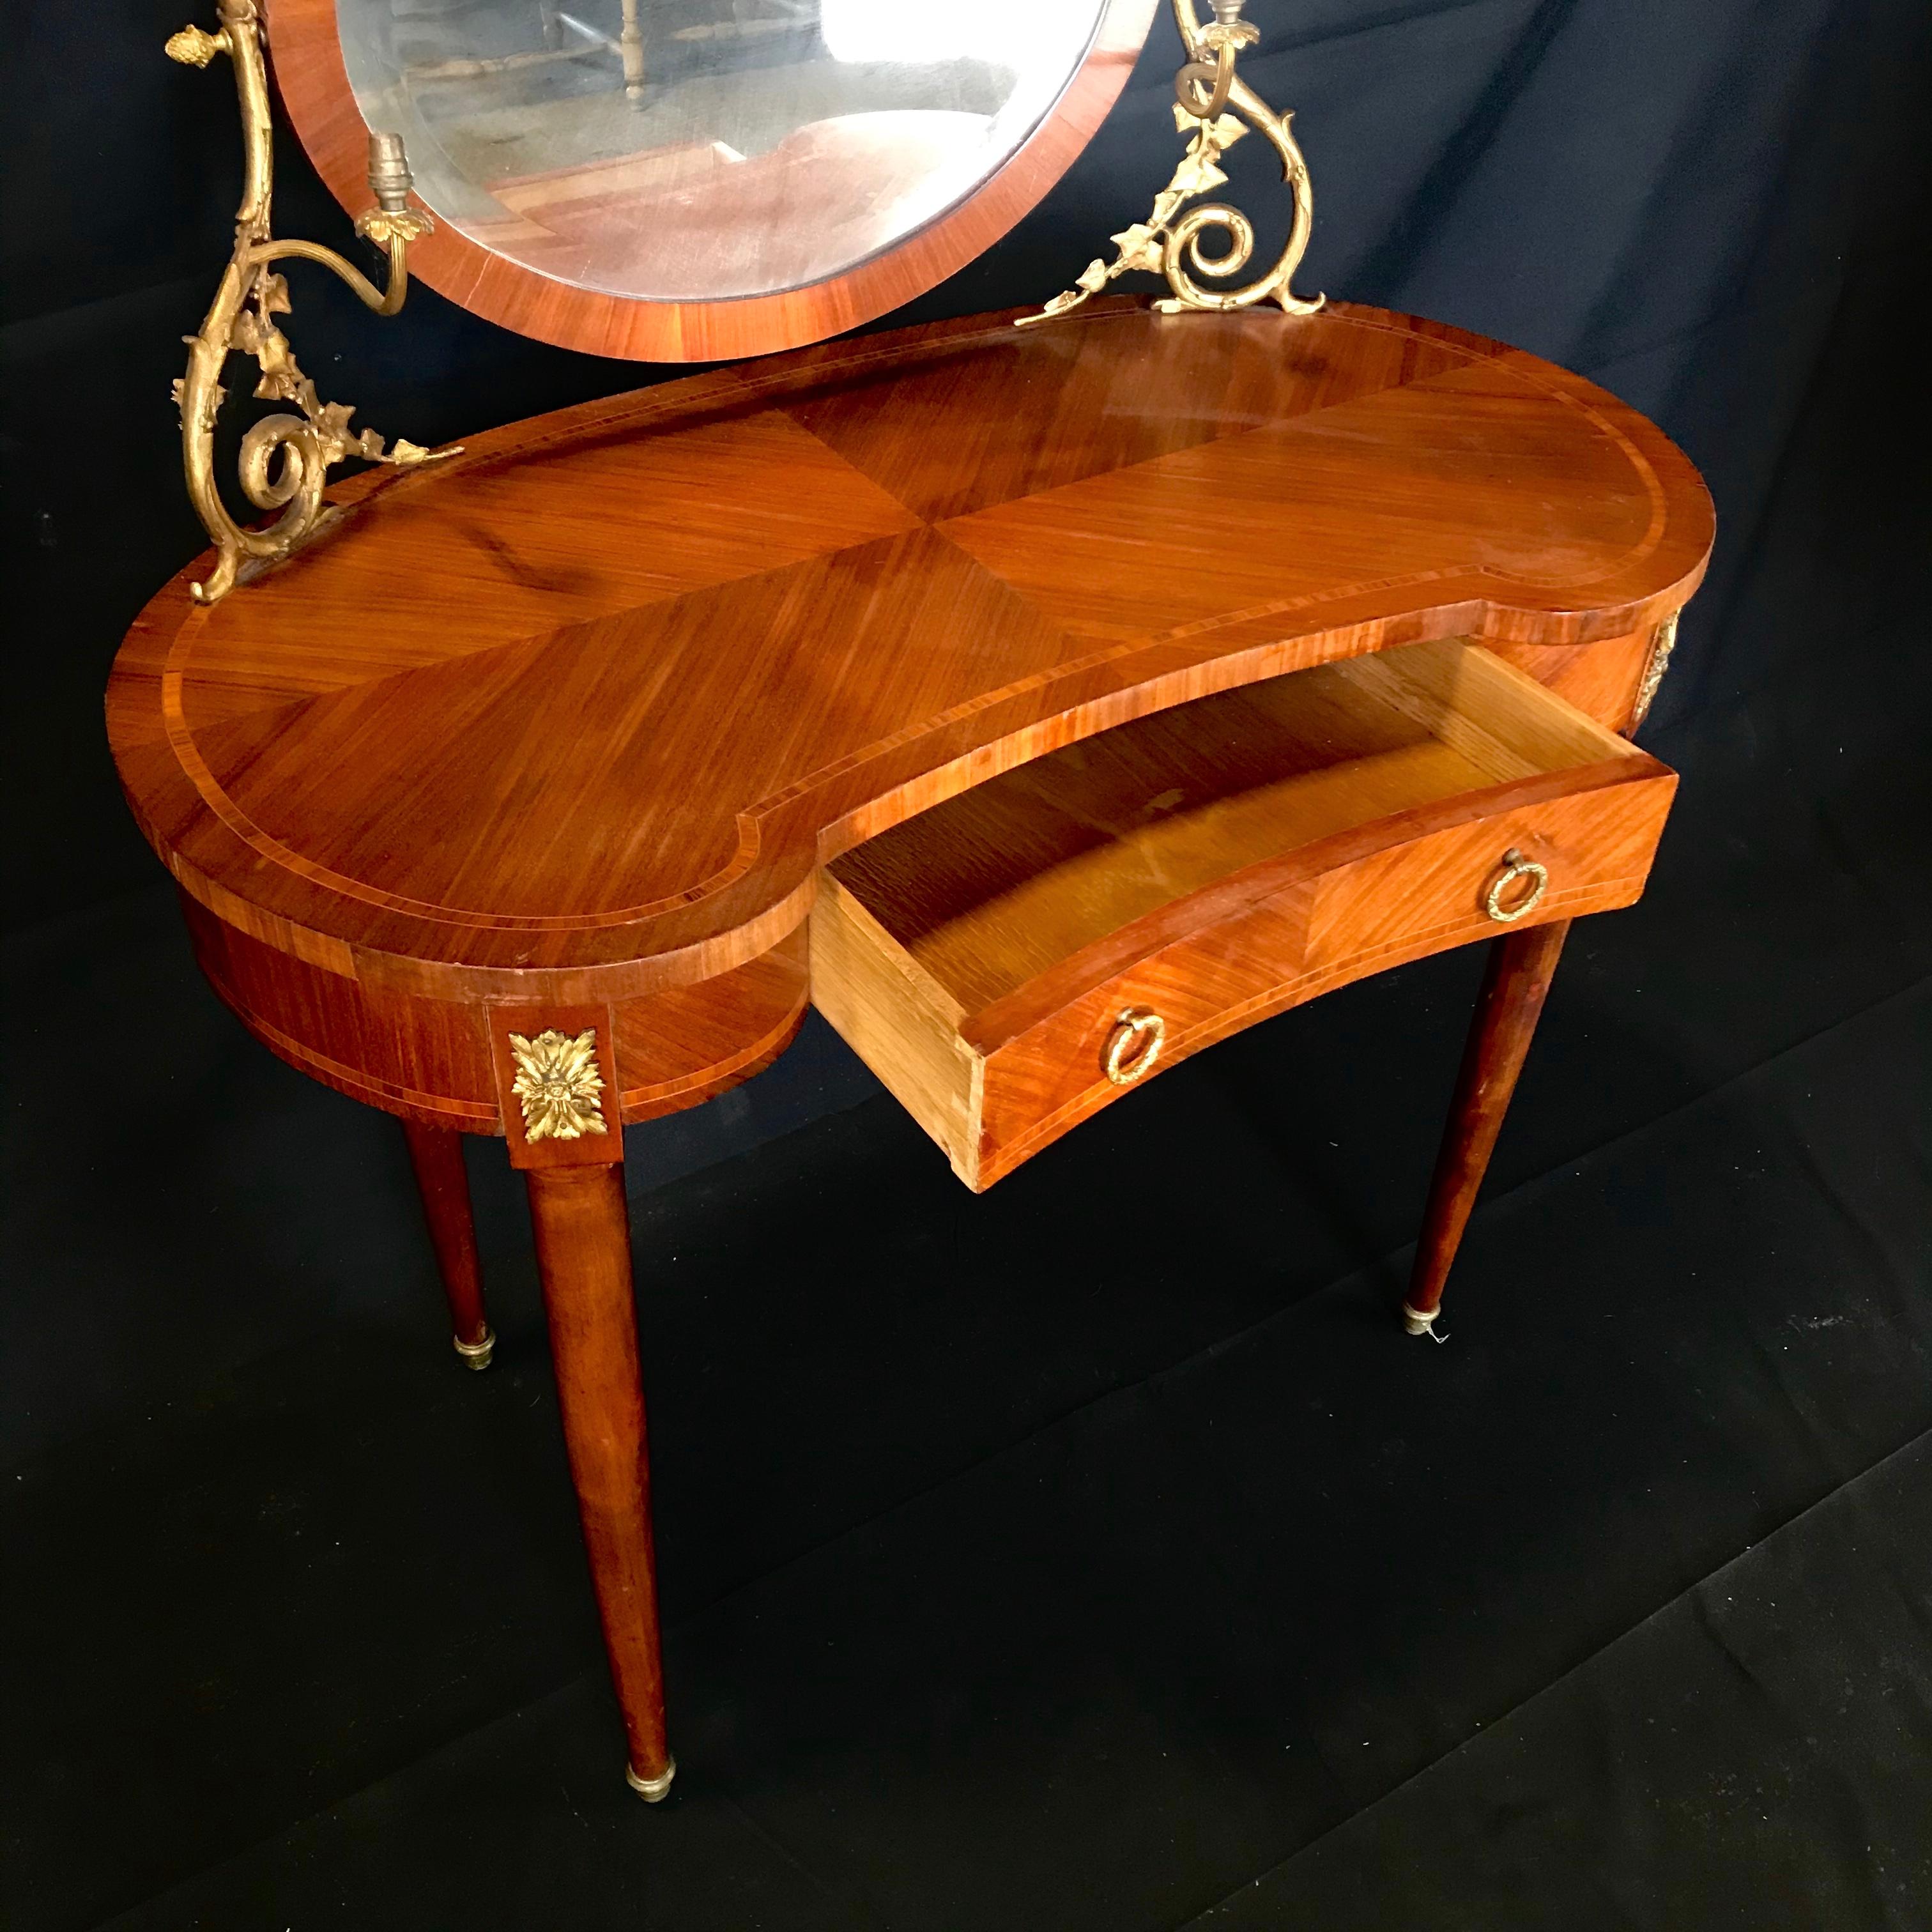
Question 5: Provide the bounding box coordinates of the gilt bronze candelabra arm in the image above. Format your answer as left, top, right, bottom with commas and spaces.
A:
1021, 0, 1322, 328
166, 0, 454, 602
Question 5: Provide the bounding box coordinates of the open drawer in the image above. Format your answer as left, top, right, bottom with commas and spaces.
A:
809, 638, 1676, 1191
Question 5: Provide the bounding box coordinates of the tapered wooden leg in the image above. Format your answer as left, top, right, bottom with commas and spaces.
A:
1404, 919, 1572, 1337
527, 1164, 674, 1800
402, 1121, 494, 1369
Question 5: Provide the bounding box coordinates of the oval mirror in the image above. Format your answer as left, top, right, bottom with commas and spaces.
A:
268, 0, 1156, 360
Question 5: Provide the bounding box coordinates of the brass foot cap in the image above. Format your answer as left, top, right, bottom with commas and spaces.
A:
625, 1758, 677, 1803
1400, 1301, 1441, 1338
453, 1326, 495, 1372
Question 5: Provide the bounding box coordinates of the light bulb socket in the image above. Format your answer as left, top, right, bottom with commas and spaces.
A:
367, 131, 413, 213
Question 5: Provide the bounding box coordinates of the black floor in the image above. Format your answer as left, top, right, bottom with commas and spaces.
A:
5, 724, 1929, 1928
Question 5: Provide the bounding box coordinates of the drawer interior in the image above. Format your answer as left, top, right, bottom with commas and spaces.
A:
829, 637, 1640, 1016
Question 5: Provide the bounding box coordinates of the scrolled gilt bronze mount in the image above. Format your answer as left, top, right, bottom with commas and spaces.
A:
1021, 0, 1322, 327
166, 0, 454, 602
1629, 611, 1682, 730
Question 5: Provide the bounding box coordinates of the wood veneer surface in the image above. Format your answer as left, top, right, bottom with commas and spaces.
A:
110, 303, 1714, 1002
812, 640, 1673, 1189
827, 640, 1616, 1014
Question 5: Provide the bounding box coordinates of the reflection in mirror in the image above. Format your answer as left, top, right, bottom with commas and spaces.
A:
336, 0, 1108, 302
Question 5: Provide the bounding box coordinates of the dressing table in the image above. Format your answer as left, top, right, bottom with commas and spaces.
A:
112, 0, 1713, 1799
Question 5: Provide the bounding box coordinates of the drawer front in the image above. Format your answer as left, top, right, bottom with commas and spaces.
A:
815, 638, 1683, 1193
972, 770, 1675, 1189
1305, 775, 1676, 969
975, 882, 1314, 1186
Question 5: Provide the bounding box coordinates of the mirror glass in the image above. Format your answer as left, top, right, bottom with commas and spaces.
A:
336, 0, 1109, 303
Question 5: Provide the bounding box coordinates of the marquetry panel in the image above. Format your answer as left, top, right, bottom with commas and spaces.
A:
112, 303, 1713, 1125
785, 306, 1473, 523
180, 893, 807, 1135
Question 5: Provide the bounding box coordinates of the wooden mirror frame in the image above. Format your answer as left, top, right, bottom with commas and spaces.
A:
266, 0, 1159, 362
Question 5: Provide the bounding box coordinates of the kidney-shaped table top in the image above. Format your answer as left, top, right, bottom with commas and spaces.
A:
109, 300, 1713, 999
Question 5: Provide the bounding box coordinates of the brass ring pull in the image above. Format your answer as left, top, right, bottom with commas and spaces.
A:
1104, 1009, 1166, 1086
1484, 848, 1549, 923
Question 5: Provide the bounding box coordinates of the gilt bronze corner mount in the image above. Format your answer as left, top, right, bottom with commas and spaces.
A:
1020, 0, 1322, 328
508, 1029, 611, 1143
1629, 611, 1681, 732
167, 0, 457, 604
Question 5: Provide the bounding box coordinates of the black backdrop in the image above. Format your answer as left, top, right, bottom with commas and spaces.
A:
4, 3, 1930, 1928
